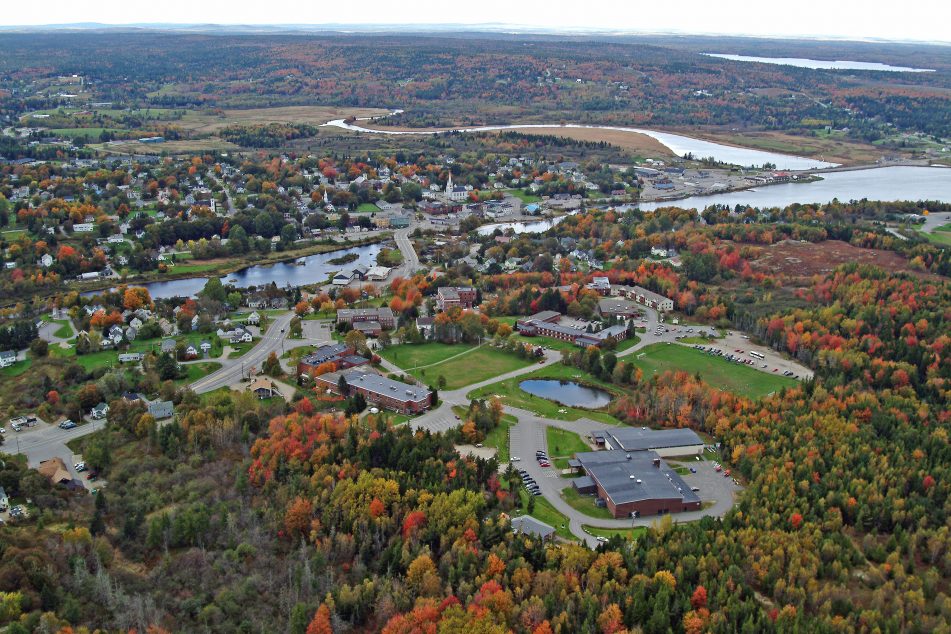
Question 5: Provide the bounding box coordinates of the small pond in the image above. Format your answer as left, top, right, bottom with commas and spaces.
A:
519, 379, 613, 409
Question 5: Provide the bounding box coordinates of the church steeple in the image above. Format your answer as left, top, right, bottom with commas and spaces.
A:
446, 172, 453, 192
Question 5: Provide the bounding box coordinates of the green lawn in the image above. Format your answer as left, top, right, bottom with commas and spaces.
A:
51, 319, 74, 339
922, 228, 951, 247
561, 486, 615, 520
382, 343, 534, 391
355, 203, 381, 212
505, 189, 542, 203
483, 413, 517, 462
379, 342, 476, 369
0, 359, 31, 377
630, 343, 796, 398
583, 525, 647, 540
469, 363, 622, 425
228, 342, 255, 359
179, 362, 222, 384
516, 490, 577, 541
546, 427, 591, 469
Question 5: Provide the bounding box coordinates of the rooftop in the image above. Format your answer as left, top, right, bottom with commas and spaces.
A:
579, 451, 701, 506
337, 370, 431, 402
602, 427, 703, 452
510, 515, 556, 539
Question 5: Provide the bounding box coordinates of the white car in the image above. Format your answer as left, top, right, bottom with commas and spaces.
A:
0, 427, 5, 434
74, 462, 86, 472
596, 536, 608, 543
510, 456, 521, 462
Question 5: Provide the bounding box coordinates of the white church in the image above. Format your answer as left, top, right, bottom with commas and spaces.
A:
444, 173, 469, 202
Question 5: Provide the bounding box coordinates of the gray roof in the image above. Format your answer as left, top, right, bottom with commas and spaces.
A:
510, 515, 555, 539
598, 297, 638, 313
337, 307, 394, 321
0, 350, 15, 360
602, 427, 703, 452
301, 343, 350, 365
339, 370, 430, 403
525, 310, 561, 322
581, 451, 701, 506
572, 475, 595, 491
148, 400, 174, 418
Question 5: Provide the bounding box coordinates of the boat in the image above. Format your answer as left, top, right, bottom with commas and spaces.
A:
227, 278, 237, 283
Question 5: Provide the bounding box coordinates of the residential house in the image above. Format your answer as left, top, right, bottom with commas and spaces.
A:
0, 351, 16, 368
147, 400, 174, 419
0, 486, 8, 511
436, 287, 477, 311
39, 253, 54, 267
38, 458, 74, 486
118, 352, 143, 363
91, 402, 110, 419
160, 339, 176, 354
246, 312, 261, 326
248, 377, 279, 399
199, 340, 212, 355
510, 515, 556, 541
184, 344, 199, 359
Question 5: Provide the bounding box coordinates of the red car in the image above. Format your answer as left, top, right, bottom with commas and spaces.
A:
724, 470, 731, 477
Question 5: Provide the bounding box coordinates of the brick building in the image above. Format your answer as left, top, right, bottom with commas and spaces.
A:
436, 286, 477, 311
316, 370, 432, 414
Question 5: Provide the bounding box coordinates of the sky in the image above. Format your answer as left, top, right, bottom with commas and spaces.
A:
3, 0, 951, 43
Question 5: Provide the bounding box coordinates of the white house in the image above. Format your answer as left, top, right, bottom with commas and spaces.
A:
39, 254, 54, 268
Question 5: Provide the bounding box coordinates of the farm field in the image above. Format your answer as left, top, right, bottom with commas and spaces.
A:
631, 343, 796, 398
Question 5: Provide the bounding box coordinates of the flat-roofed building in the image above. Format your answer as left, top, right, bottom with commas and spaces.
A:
574, 450, 701, 518
316, 370, 431, 414
611, 285, 674, 312
597, 297, 641, 319
436, 286, 477, 311
336, 307, 396, 330
593, 427, 703, 457
517, 311, 629, 348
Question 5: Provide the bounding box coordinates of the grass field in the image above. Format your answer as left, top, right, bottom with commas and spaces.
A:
179, 362, 222, 384
631, 343, 796, 398
516, 490, 576, 541
920, 224, 951, 246
469, 363, 622, 425
50, 319, 74, 339
561, 486, 615, 520
504, 189, 543, 203
382, 343, 534, 390
483, 413, 518, 462
583, 525, 647, 540
48, 127, 130, 139
0, 359, 31, 377
546, 427, 591, 468
355, 203, 381, 212
379, 342, 476, 369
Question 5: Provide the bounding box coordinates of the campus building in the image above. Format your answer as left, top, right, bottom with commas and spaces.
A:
592, 427, 704, 458
610, 285, 674, 312
297, 343, 370, 377
336, 307, 396, 335
315, 370, 432, 414
436, 286, 477, 311
597, 297, 642, 320
516, 311, 629, 348
571, 450, 701, 518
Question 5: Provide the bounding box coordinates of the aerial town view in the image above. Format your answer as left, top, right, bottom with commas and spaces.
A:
0, 1, 950, 632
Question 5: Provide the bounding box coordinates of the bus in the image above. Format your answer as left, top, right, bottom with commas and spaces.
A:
749, 351, 765, 360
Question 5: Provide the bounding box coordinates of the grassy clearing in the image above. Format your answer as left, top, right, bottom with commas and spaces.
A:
355, 203, 380, 212
631, 343, 796, 398
50, 319, 74, 339
561, 486, 615, 520
413, 347, 534, 390
179, 362, 223, 385
0, 359, 31, 377
379, 342, 476, 369
546, 427, 591, 469
920, 227, 951, 247
504, 189, 542, 203
483, 413, 518, 462
469, 363, 622, 425
583, 525, 647, 540
227, 342, 255, 359
516, 489, 576, 541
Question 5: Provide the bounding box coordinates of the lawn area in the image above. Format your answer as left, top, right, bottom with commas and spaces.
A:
483, 413, 518, 462
379, 342, 476, 369
51, 319, 74, 339
505, 189, 542, 203
546, 427, 591, 469
0, 359, 31, 377
382, 343, 535, 390
179, 362, 222, 384
228, 342, 255, 359
516, 490, 576, 541
355, 203, 380, 212
630, 343, 796, 398
921, 228, 951, 247
561, 486, 615, 520
469, 363, 622, 425
583, 525, 647, 540
413, 346, 535, 390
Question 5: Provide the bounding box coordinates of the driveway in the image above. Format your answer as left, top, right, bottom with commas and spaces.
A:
6, 417, 106, 491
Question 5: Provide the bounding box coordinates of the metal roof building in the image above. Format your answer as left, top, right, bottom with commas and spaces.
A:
599, 427, 704, 457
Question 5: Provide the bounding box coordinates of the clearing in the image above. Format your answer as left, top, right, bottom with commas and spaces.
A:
749, 239, 932, 280
631, 343, 796, 399
410, 346, 535, 390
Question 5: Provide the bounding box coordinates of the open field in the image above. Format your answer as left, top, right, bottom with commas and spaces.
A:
410, 346, 535, 390
690, 129, 890, 165
379, 343, 476, 370
93, 138, 242, 155
175, 106, 391, 134
749, 239, 937, 281
919, 223, 951, 246
631, 343, 795, 398
469, 363, 622, 425
546, 428, 592, 468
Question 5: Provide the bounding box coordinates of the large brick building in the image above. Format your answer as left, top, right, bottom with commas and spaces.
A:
336, 307, 396, 333
516, 311, 629, 348
611, 285, 674, 312
436, 286, 477, 311
297, 343, 369, 377
316, 370, 432, 414
572, 450, 701, 518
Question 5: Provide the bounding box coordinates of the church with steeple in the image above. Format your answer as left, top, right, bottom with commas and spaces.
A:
444, 173, 468, 202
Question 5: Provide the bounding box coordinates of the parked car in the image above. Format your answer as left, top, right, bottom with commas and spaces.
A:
59, 420, 77, 430
596, 536, 608, 543
74, 462, 86, 472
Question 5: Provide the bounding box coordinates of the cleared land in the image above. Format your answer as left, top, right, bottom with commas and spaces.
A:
411, 346, 534, 390
691, 129, 889, 165
749, 239, 933, 280
583, 525, 648, 540
631, 343, 795, 398
379, 343, 476, 370
176, 106, 391, 134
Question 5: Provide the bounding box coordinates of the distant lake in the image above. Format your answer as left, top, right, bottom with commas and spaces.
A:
704, 53, 936, 73
477, 215, 569, 235
636, 166, 951, 212
86, 242, 383, 299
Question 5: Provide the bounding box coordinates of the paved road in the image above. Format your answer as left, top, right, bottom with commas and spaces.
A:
394, 227, 421, 276
190, 312, 296, 394
4, 418, 105, 490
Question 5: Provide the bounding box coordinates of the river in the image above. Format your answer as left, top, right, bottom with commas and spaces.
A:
322, 118, 837, 171
635, 166, 951, 211
87, 242, 383, 299
703, 53, 935, 73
